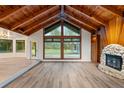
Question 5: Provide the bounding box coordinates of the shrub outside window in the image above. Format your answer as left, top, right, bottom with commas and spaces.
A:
16, 40, 25, 53
0, 39, 13, 53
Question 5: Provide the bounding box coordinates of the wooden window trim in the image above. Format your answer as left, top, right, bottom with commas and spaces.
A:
43, 21, 81, 60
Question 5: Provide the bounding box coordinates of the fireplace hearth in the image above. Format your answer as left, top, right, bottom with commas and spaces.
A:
98, 44, 124, 79
106, 54, 123, 71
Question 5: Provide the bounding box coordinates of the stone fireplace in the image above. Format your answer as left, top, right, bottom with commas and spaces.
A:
98, 44, 124, 79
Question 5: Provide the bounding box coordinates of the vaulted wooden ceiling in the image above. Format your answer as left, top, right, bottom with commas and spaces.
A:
0, 5, 123, 35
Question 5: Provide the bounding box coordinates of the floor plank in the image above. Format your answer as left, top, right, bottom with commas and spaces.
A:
5, 62, 124, 88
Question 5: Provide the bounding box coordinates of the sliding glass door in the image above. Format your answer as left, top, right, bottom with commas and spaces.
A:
64, 41, 80, 58
45, 41, 61, 58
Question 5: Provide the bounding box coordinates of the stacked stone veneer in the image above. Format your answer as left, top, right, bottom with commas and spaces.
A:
98, 44, 124, 79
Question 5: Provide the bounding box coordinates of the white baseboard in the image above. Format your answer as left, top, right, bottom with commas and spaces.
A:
42, 60, 91, 62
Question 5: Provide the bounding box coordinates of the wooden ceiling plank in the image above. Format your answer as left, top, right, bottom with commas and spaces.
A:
26, 12, 94, 35
69, 5, 106, 26
23, 8, 60, 31
65, 6, 98, 30
25, 18, 59, 35
24, 14, 59, 34
65, 17, 93, 33
64, 18, 93, 33
100, 5, 123, 17
65, 10, 97, 30
65, 13, 96, 31
11, 6, 58, 31
0, 5, 26, 22
0, 23, 10, 29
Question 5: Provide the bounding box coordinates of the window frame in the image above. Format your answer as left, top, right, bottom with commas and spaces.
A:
16, 40, 25, 53
43, 21, 81, 60
0, 39, 13, 53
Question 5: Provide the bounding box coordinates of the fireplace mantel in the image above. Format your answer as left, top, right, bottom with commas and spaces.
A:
98, 44, 124, 79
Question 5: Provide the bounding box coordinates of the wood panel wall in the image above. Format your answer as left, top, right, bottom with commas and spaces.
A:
91, 34, 100, 63
106, 16, 124, 45
91, 16, 124, 63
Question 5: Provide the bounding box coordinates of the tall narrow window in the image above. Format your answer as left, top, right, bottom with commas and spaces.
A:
32, 41, 37, 57
44, 21, 81, 59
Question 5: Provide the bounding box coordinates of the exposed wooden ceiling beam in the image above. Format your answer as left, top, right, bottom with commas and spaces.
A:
23, 14, 59, 34
64, 19, 93, 33
11, 6, 58, 31
100, 5, 123, 17
25, 17, 59, 35
11, 6, 54, 30
68, 5, 107, 26
0, 5, 26, 22
23, 8, 60, 31
25, 13, 95, 35
0, 23, 25, 35
0, 23, 11, 29
65, 14, 96, 32
0, 23, 10, 29
65, 9, 97, 31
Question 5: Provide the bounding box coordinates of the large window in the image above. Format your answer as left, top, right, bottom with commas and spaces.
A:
16, 40, 25, 52
0, 39, 13, 53
44, 21, 81, 59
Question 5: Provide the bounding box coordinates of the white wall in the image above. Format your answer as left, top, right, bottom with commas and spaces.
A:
0, 27, 91, 62
81, 29, 91, 62
42, 28, 91, 62
0, 27, 28, 58
0, 27, 43, 60
27, 29, 43, 60
27, 28, 91, 61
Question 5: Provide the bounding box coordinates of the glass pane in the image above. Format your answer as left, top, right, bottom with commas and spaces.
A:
45, 42, 61, 58
64, 22, 80, 36
44, 21, 61, 36
72, 38, 80, 42
64, 42, 80, 58
44, 38, 52, 42
53, 39, 61, 42
64, 39, 71, 42
32, 42, 36, 57
64, 38, 80, 42
0, 39, 13, 53
45, 26, 61, 36
16, 40, 25, 52
64, 26, 80, 36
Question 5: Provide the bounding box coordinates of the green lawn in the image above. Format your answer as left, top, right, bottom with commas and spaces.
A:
45, 49, 75, 54
44, 48, 80, 58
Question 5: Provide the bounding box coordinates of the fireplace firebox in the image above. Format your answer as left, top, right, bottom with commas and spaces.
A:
106, 54, 123, 71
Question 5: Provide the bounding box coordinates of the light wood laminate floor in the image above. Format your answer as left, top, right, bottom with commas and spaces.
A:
6, 62, 124, 88
0, 57, 36, 83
